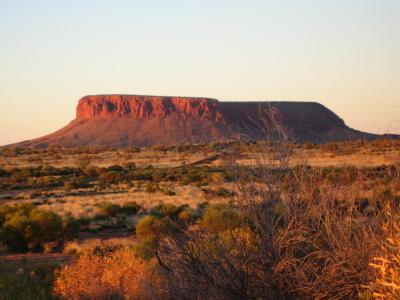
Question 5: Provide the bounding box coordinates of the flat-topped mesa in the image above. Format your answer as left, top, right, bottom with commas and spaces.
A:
8, 94, 382, 149
76, 95, 223, 121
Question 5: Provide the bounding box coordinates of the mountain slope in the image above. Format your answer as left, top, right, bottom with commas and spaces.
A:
11, 95, 378, 148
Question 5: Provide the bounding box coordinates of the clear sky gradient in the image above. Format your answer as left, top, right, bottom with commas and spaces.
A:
0, 0, 399, 146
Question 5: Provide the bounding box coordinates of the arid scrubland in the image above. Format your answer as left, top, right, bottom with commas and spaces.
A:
0, 137, 399, 299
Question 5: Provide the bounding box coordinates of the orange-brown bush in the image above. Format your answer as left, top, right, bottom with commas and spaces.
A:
53, 248, 164, 300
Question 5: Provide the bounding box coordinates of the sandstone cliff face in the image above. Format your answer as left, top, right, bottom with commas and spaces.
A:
10, 94, 376, 148
76, 95, 223, 121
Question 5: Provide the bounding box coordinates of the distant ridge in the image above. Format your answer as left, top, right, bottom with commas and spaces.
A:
9, 94, 383, 148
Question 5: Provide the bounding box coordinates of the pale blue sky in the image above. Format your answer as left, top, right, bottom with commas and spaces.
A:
0, 0, 399, 145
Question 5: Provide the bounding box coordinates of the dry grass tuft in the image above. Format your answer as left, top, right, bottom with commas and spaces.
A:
367, 205, 400, 299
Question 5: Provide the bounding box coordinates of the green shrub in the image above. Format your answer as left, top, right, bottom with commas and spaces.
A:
120, 201, 141, 215
0, 204, 77, 252
98, 203, 121, 217
136, 215, 165, 241
135, 215, 167, 258
135, 204, 193, 258
198, 204, 243, 233
27, 209, 63, 247
62, 218, 81, 240
149, 203, 188, 219
1, 212, 29, 251
98, 202, 141, 218
63, 176, 89, 191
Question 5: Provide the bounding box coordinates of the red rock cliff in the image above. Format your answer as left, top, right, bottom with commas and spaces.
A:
76, 95, 223, 121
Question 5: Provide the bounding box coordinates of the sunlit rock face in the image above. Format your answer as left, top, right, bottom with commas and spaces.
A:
76, 95, 223, 121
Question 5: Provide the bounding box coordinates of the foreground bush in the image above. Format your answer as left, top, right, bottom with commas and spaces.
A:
367, 205, 400, 299
150, 113, 398, 299
53, 248, 164, 299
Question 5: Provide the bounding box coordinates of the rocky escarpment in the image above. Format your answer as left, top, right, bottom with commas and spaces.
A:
10, 94, 377, 148
76, 95, 223, 121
